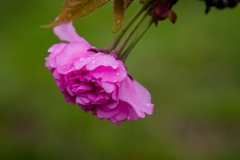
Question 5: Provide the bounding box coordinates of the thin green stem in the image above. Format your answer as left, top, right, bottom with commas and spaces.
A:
114, 7, 152, 57
104, 0, 154, 53
121, 19, 153, 62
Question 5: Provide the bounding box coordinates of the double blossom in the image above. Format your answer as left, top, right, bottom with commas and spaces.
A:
45, 22, 154, 124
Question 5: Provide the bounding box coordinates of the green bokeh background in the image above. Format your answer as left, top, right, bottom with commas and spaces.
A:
1, 1, 240, 159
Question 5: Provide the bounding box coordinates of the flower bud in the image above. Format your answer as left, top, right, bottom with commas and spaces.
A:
153, 0, 178, 22
153, 0, 170, 20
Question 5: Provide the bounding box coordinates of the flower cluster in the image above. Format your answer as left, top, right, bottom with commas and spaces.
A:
45, 22, 154, 124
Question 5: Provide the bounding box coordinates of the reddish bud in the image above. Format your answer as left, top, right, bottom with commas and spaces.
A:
153, 1, 170, 20
152, 0, 178, 23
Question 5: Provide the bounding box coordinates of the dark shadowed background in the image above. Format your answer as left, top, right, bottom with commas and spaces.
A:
0, 0, 240, 159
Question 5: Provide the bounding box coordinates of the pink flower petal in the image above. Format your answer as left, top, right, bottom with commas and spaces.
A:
85, 54, 120, 70
55, 42, 93, 74
54, 21, 90, 45
108, 101, 139, 125
119, 76, 154, 118
45, 43, 67, 68
89, 66, 127, 83
101, 82, 116, 93
96, 101, 120, 119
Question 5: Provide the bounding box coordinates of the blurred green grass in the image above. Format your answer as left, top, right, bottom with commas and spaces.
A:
0, 0, 240, 160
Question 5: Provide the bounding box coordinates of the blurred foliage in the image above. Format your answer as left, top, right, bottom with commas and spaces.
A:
0, 0, 240, 160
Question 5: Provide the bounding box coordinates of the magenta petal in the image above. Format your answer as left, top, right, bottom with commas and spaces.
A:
101, 82, 115, 93
80, 104, 96, 112
54, 21, 90, 45
45, 43, 67, 68
108, 101, 139, 124
55, 42, 93, 74
85, 53, 121, 70
119, 76, 154, 118
76, 96, 90, 105
74, 56, 93, 71
89, 66, 127, 83
110, 102, 130, 121
76, 53, 127, 82
96, 101, 120, 119
48, 43, 66, 53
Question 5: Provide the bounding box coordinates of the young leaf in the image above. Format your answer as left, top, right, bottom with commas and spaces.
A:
168, 10, 177, 24
112, 0, 134, 33
43, 0, 110, 28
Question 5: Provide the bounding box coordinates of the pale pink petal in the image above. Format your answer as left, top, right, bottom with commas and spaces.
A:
45, 43, 67, 68
85, 54, 120, 70
74, 56, 93, 70
89, 66, 127, 83
108, 101, 139, 124
96, 101, 120, 119
119, 76, 154, 118
101, 82, 115, 93
55, 42, 94, 74
76, 96, 90, 105
54, 21, 90, 45
75, 53, 127, 82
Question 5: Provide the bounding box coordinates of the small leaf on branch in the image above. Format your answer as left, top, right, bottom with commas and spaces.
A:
112, 0, 134, 33
42, 0, 110, 28
168, 10, 177, 24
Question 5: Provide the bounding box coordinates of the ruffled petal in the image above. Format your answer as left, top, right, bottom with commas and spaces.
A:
82, 53, 127, 82
54, 21, 90, 45
108, 101, 139, 125
119, 76, 154, 118
85, 54, 120, 70
101, 82, 116, 93
89, 66, 127, 83
96, 101, 120, 119
45, 43, 67, 68
55, 42, 93, 74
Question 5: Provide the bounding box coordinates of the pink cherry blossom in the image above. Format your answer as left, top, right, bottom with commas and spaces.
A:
45, 21, 154, 124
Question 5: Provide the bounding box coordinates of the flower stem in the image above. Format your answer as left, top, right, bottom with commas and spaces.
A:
121, 19, 153, 62
114, 6, 153, 58
104, 0, 154, 54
